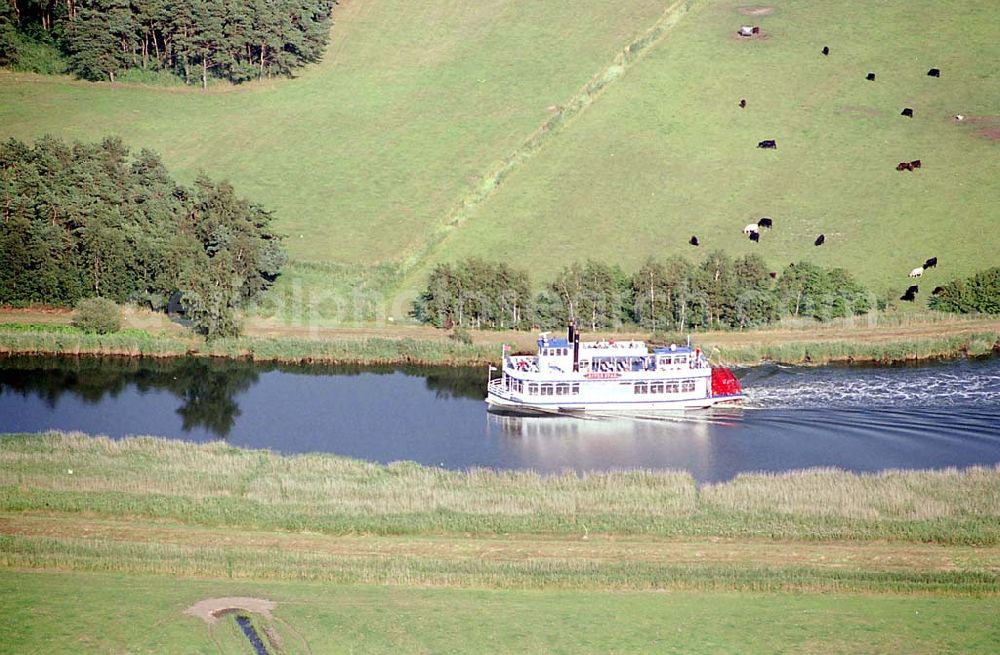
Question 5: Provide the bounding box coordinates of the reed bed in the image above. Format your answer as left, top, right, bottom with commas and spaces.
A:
204, 336, 496, 366
2, 433, 998, 544
0, 325, 192, 358
2, 534, 995, 595
707, 333, 999, 366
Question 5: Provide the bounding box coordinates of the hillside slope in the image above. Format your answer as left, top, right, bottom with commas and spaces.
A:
407, 0, 999, 300
0, 0, 667, 266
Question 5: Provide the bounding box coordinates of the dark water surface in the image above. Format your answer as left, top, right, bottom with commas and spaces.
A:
1, 355, 998, 482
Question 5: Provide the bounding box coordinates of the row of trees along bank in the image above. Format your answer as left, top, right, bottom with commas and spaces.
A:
412, 255, 875, 332
0, 136, 286, 338
0, 0, 335, 85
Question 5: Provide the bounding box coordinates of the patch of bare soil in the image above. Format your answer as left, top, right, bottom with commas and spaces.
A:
737, 6, 774, 16
979, 127, 1000, 141
185, 597, 276, 624
730, 31, 770, 42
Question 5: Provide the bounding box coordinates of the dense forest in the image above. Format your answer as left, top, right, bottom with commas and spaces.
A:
0, 0, 335, 85
413, 255, 875, 332
0, 136, 286, 337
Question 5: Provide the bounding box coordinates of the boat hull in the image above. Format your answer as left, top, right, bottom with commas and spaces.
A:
486, 392, 743, 416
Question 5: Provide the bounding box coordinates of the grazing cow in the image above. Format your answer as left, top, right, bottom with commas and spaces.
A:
738, 25, 754, 37
910, 159, 921, 169
769, 271, 777, 278
897, 162, 913, 171
866, 72, 876, 81
689, 235, 699, 246
814, 234, 825, 246
927, 68, 940, 77
932, 286, 944, 295
752, 26, 760, 34
821, 46, 829, 56
901, 108, 913, 117
743, 223, 760, 235
909, 267, 924, 278
923, 257, 937, 269
749, 230, 760, 243
757, 217, 773, 229
757, 139, 777, 149
900, 286, 918, 301
739, 98, 747, 108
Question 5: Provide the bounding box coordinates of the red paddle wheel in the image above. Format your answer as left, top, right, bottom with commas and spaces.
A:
711, 366, 743, 397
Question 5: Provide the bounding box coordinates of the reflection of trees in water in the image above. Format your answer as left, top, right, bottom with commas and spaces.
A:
275, 363, 486, 400
0, 356, 259, 438
0, 356, 485, 438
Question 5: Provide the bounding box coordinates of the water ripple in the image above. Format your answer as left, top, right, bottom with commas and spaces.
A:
742, 358, 1000, 410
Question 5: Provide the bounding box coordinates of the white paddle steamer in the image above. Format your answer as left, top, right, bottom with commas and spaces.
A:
487, 324, 743, 415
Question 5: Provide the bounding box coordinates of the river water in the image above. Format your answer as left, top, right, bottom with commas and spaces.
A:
1, 355, 998, 482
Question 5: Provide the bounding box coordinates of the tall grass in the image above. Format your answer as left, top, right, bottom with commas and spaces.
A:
704, 333, 999, 366
2, 432, 998, 544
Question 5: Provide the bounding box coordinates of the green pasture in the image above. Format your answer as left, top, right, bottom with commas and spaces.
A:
2, 571, 996, 654
0, 0, 666, 266
1, 0, 997, 321
411, 0, 1000, 297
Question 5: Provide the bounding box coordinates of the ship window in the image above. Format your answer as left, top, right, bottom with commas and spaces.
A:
681, 380, 696, 392
634, 382, 648, 395
528, 383, 538, 395
571, 383, 580, 394
660, 357, 671, 366
665, 382, 679, 394
650, 382, 664, 394
556, 383, 569, 396
676, 356, 687, 364
541, 384, 554, 396
579, 360, 590, 372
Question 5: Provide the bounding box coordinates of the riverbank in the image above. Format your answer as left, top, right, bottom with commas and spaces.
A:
1, 307, 997, 367
2, 432, 997, 653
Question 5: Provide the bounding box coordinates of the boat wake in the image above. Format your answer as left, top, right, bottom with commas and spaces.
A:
741, 359, 1000, 410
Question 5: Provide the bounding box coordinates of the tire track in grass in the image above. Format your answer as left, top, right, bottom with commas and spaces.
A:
394, 0, 699, 291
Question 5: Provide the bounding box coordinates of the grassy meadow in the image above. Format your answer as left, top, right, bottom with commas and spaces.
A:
2, 0, 995, 324
407, 0, 1000, 295
3, 571, 998, 654
1, 432, 998, 652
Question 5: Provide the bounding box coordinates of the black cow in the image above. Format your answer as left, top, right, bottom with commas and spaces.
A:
758, 217, 773, 229
821, 46, 829, 56
757, 139, 777, 149
739, 98, 747, 108
927, 68, 940, 77
910, 159, 922, 169
749, 230, 760, 242
769, 271, 777, 278
900, 284, 919, 301
901, 107, 913, 117
923, 256, 937, 269
932, 286, 944, 295
814, 234, 825, 246
897, 162, 913, 171
689, 235, 699, 246
866, 72, 876, 81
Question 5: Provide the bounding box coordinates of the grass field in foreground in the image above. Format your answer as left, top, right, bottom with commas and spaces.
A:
2, 571, 997, 654
2, 433, 997, 651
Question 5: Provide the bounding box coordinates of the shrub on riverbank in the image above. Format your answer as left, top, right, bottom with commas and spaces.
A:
71, 298, 121, 334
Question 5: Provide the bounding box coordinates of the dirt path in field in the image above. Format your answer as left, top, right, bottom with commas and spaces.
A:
3, 513, 996, 576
